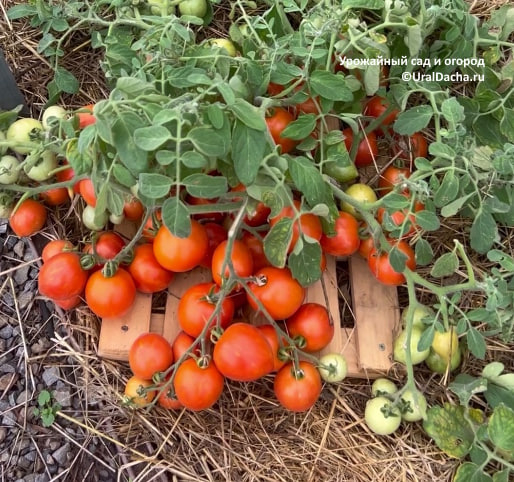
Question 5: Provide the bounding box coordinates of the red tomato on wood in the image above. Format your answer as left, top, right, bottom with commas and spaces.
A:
129, 333, 174, 380
128, 244, 174, 293
320, 211, 360, 257
211, 239, 254, 287
285, 303, 334, 352
367, 240, 416, 286
257, 324, 288, 371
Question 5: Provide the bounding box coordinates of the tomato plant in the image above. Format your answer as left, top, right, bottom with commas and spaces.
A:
129, 333, 174, 380
377, 165, 411, 196
342, 127, 378, 168
265, 107, 297, 154
9, 199, 47, 237
128, 244, 174, 293
368, 240, 416, 286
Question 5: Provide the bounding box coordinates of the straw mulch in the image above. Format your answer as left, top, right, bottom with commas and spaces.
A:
1, 1, 513, 481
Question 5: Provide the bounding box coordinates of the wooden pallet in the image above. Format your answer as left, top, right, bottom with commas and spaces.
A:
98, 254, 400, 379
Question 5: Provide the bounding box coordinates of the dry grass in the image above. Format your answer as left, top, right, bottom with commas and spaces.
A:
1, 0, 513, 481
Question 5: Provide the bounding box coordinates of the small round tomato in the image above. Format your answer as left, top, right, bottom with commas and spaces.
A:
247, 267, 305, 320
128, 244, 174, 293
85, 268, 136, 318
377, 165, 411, 196
267, 82, 285, 96
270, 199, 322, 253
157, 375, 182, 410
172, 331, 198, 360
367, 240, 416, 286
425, 346, 462, 374
200, 222, 228, 268
364, 96, 400, 133
40, 187, 70, 206
42, 105, 67, 130
24, 151, 58, 182
231, 184, 271, 227
55, 161, 80, 194
153, 220, 208, 272
296, 96, 321, 115
265, 107, 297, 154
211, 239, 254, 287
392, 132, 428, 161
53, 294, 81, 310
320, 211, 360, 257
178, 282, 235, 338
178, 0, 207, 17
129, 332, 174, 380
123, 198, 144, 221
393, 327, 430, 365
77, 104, 96, 129
6, 118, 43, 155
124, 376, 155, 407
0, 155, 21, 184
38, 252, 89, 300
173, 358, 224, 411
79, 178, 97, 207
431, 327, 459, 362
342, 128, 378, 168
400, 388, 428, 422
285, 303, 334, 352
318, 353, 348, 383
94, 231, 126, 261
9, 199, 47, 237
257, 324, 288, 372
371, 378, 398, 397
42, 239, 74, 263
241, 231, 271, 272
364, 396, 402, 435
274, 361, 322, 412
358, 236, 375, 259
213, 322, 275, 381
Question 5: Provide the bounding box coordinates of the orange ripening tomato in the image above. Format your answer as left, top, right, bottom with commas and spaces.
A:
124, 376, 155, 407
247, 267, 305, 320
274, 361, 322, 412
85, 268, 136, 318
172, 331, 198, 361
128, 244, 174, 293
78, 178, 97, 207
285, 303, 334, 352
40, 187, 70, 206
9, 199, 47, 237
173, 358, 224, 411
211, 239, 254, 288
367, 240, 416, 286
200, 222, 228, 269
55, 161, 81, 194
129, 332, 174, 380
94, 231, 126, 261
320, 211, 360, 257
257, 324, 288, 372
358, 236, 375, 259
342, 128, 378, 168
269, 199, 322, 253
377, 165, 412, 196
77, 104, 96, 129
265, 107, 297, 154
153, 220, 208, 272
123, 198, 144, 221
142, 209, 162, 242
41, 239, 74, 263
213, 322, 275, 381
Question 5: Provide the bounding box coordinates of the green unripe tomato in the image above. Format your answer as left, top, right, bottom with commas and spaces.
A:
340, 183, 377, 220
6, 118, 43, 155
42, 105, 67, 130
393, 327, 430, 365
0, 155, 22, 184
431, 327, 459, 362
210, 38, 237, 57
318, 353, 347, 382
25, 151, 58, 182
147, 0, 175, 15
82, 205, 108, 231
400, 388, 427, 422
178, 0, 207, 17
371, 378, 398, 397
425, 347, 462, 374
401, 305, 434, 331
364, 396, 401, 435
109, 212, 125, 225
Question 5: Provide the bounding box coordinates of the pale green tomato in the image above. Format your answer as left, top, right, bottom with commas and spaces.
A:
25, 151, 58, 182
425, 347, 462, 374
130, 183, 139, 197
340, 183, 377, 220
318, 353, 347, 382
400, 388, 427, 422
210, 38, 237, 57
42, 105, 67, 130
401, 305, 434, 331
178, 0, 207, 18
393, 327, 430, 365
109, 212, 125, 225
364, 396, 401, 435
147, 0, 175, 15
6, 118, 43, 154
0, 131, 7, 155
0, 155, 22, 184
371, 378, 398, 397
431, 327, 459, 362
82, 205, 108, 231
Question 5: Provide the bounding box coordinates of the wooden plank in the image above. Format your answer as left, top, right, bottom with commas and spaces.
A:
149, 313, 165, 335
348, 255, 400, 372
97, 291, 153, 360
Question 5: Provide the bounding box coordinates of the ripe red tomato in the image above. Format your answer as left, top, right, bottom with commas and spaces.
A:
257, 324, 288, 371
320, 211, 360, 257
270, 199, 322, 253
200, 222, 228, 268
157, 374, 182, 410
285, 303, 334, 352
231, 184, 271, 227
78, 178, 97, 207
211, 239, 254, 287
296, 96, 321, 115
274, 361, 322, 412
267, 82, 285, 96
94, 231, 126, 261
377, 165, 412, 196
40, 187, 70, 206
123, 198, 144, 221
42, 239, 74, 263
376, 196, 424, 239
38, 252, 89, 301
187, 195, 225, 223
173, 358, 224, 411
342, 128, 378, 167
241, 231, 271, 272
153, 219, 208, 272
85, 268, 136, 318
358, 236, 375, 259
53, 295, 81, 310
265, 107, 297, 154
77, 104, 96, 129
392, 132, 428, 161
172, 331, 198, 360
178, 282, 235, 338
247, 267, 305, 320
364, 96, 399, 133
128, 244, 174, 293
129, 333, 174, 380
213, 322, 275, 381
9, 199, 47, 237
367, 240, 416, 286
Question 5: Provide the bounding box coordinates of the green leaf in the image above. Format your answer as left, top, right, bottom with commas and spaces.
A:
484, 385, 514, 411
232, 121, 266, 185
263, 218, 293, 268
288, 238, 322, 287
441, 98, 466, 126
428, 142, 456, 160
229, 99, 266, 131
383, 193, 411, 210
181, 151, 207, 169
430, 252, 459, 278
182, 173, 227, 199
389, 246, 408, 273
38, 391, 51, 406
106, 189, 125, 216
406, 25, 422, 57
492, 469, 511, 482
54, 67, 79, 94
111, 113, 149, 175
488, 404, 514, 452
281, 115, 317, 141
161, 197, 191, 238
450, 375, 488, 405
482, 362, 505, 379
494, 374, 514, 391
309, 71, 353, 102
341, 0, 384, 9
133, 126, 171, 151
139, 173, 172, 199
453, 463, 492, 482
434, 171, 460, 208
393, 106, 433, 136
207, 104, 224, 129
423, 403, 481, 458
7, 4, 37, 19
112, 164, 136, 188
440, 193, 475, 217
470, 210, 497, 254
188, 127, 229, 157
467, 327, 487, 359
415, 210, 440, 231
415, 238, 433, 266
500, 108, 514, 143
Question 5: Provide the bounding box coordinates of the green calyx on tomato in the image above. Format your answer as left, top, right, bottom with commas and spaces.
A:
371, 378, 398, 397
364, 396, 402, 435
399, 388, 428, 422
318, 353, 348, 382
